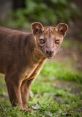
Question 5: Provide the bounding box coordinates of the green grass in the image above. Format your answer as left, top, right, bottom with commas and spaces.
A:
41, 61, 82, 83
0, 60, 82, 117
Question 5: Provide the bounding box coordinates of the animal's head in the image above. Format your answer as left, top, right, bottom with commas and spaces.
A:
32, 22, 68, 58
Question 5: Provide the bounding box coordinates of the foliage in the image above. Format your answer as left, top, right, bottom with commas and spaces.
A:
5, 0, 79, 28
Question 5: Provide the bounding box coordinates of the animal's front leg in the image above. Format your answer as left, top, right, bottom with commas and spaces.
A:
5, 74, 23, 109
21, 79, 33, 111
20, 59, 46, 111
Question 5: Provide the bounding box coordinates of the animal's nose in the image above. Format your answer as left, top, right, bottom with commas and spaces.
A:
46, 50, 53, 57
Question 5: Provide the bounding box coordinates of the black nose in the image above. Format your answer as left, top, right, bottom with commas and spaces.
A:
46, 50, 53, 57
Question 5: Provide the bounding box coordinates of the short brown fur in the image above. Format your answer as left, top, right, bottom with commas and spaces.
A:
0, 22, 68, 111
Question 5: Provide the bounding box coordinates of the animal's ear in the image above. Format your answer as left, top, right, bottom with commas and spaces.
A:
32, 22, 44, 35
56, 23, 68, 36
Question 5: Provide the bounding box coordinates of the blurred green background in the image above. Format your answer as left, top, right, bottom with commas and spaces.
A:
0, 0, 81, 28
0, 0, 82, 117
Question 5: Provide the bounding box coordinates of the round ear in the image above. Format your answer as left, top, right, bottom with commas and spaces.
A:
31, 22, 44, 35
56, 23, 68, 36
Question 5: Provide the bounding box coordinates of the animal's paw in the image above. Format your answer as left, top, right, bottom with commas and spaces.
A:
20, 107, 33, 112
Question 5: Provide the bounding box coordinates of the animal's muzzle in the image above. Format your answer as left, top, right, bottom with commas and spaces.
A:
46, 50, 54, 57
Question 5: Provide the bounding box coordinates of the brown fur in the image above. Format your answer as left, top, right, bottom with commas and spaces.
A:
0, 22, 68, 111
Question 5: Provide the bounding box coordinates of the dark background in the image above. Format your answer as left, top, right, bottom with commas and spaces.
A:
0, 0, 82, 40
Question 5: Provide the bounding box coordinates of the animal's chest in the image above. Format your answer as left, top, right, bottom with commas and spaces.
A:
22, 58, 46, 81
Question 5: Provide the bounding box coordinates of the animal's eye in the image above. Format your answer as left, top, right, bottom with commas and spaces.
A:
55, 40, 60, 44
39, 39, 45, 44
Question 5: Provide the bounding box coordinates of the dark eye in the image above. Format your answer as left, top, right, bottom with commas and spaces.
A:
55, 40, 60, 44
40, 39, 45, 44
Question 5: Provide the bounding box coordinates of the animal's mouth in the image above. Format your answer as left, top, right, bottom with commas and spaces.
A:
46, 55, 53, 59
38, 47, 54, 59
45, 52, 54, 59
41, 50, 54, 59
